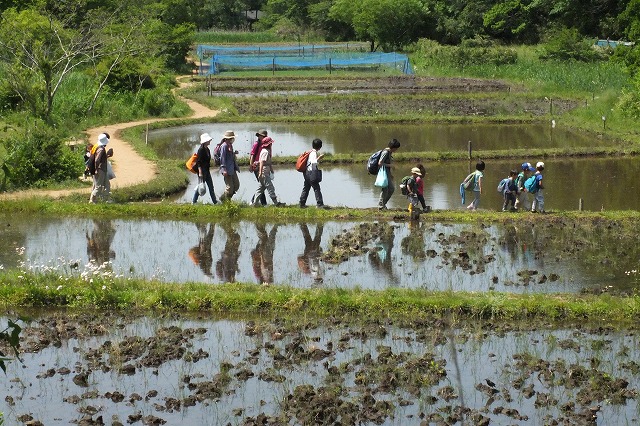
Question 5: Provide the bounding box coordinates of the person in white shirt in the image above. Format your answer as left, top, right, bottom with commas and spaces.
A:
299, 138, 329, 209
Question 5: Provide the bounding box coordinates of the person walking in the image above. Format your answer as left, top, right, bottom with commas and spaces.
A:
515, 162, 535, 211
219, 130, 240, 202
377, 138, 401, 210
89, 133, 112, 203
251, 136, 285, 207
192, 133, 218, 205
466, 160, 485, 211
250, 130, 268, 206
530, 161, 546, 213
299, 138, 329, 209
415, 163, 428, 212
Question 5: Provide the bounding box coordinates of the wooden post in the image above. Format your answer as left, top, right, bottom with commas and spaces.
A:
329, 58, 332, 75
579, 198, 584, 211
272, 57, 275, 75
468, 141, 472, 160
145, 123, 149, 145
549, 98, 553, 115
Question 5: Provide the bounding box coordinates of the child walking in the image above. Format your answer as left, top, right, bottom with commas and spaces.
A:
466, 161, 485, 211
415, 164, 428, 212
501, 170, 518, 211
515, 162, 535, 211
405, 167, 422, 219
530, 161, 546, 213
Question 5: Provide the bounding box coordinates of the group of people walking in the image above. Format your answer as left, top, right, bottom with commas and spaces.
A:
191, 129, 328, 209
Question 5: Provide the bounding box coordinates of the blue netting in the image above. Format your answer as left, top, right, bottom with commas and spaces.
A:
196, 46, 413, 75
197, 43, 358, 57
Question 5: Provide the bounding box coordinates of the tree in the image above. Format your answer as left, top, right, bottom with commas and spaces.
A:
483, 0, 546, 43
0, 8, 103, 122
330, 0, 427, 51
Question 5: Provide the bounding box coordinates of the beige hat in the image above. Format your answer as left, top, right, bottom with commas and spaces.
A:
256, 129, 268, 137
411, 167, 422, 176
222, 130, 236, 140
536, 161, 545, 169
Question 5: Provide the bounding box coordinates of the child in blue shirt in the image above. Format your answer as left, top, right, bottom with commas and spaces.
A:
501, 170, 518, 211
531, 162, 545, 213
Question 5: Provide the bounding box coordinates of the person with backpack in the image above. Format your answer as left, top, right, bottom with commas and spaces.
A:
499, 170, 518, 212
402, 167, 422, 219
530, 161, 546, 213
89, 133, 113, 203
299, 138, 329, 209
192, 133, 218, 205
466, 160, 485, 211
251, 136, 286, 207
250, 129, 268, 206
377, 138, 401, 210
219, 130, 240, 202
415, 164, 428, 212
514, 162, 535, 211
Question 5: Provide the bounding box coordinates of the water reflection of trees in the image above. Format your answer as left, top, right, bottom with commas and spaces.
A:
188, 223, 215, 278
251, 224, 278, 284
298, 223, 323, 283
86, 220, 116, 265
216, 222, 240, 283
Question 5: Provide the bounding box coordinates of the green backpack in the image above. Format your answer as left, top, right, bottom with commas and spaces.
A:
400, 176, 416, 196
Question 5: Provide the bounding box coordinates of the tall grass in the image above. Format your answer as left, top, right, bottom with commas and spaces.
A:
195, 30, 290, 44
410, 44, 630, 97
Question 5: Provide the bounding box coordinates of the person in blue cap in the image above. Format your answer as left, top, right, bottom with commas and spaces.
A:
514, 162, 535, 211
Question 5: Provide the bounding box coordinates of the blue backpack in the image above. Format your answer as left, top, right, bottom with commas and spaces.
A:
367, 150, 383, 175
524, 175, 539, 193
497, 178, 509, 193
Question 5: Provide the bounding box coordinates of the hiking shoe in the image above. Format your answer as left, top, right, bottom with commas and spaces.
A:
299, 204, 307, 208
275, 202, 286, 207
378, 206, 387, 211
317, 205, 331, 210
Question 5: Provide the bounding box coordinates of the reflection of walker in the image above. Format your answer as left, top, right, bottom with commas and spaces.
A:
408, 196, 420, 220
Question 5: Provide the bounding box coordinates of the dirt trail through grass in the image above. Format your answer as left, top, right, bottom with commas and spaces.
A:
0, 77, 217, 200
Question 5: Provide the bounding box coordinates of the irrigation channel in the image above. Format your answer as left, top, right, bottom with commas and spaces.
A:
148, 122, 640, 211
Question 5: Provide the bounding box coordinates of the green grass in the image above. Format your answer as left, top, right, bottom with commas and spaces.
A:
1, 272, 639, 324
194, 30, 302, 44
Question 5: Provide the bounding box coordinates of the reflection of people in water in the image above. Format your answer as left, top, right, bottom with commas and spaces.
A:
368, 226, 399, 284
251, 223, 278, 284
216, 222, 240, 283
401, 220, 425, 260
297, 223, 323, 282
188, 223, 215, 278
86, 220, 116, 265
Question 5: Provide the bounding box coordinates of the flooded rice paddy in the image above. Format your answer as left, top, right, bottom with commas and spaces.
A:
1, 216, 637, 294
146, 122, 640, 211
2, 312, 640, 425
148, 122, 606, 158
167, 157, 640, 211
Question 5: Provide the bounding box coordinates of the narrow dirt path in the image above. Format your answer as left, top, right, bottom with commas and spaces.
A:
0, 77, 218, 200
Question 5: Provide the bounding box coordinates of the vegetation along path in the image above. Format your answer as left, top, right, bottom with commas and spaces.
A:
0, 77, 219, 201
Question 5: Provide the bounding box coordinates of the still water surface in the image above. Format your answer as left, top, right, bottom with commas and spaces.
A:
171, 157, 640, 211
0, 217, 636, 293
148, 121, 607, 158
2, 315, 639, 425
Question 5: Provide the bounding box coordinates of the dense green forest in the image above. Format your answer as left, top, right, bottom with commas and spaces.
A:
1, 0, 639, 191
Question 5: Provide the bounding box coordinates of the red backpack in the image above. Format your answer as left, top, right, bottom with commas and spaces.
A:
295, 150, 312, 172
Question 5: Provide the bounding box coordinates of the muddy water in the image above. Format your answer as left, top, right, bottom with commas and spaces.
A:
172, 156, 640, 211
148, 122, 605, 158
2, 313, 639, 425
0, 217, 637, 293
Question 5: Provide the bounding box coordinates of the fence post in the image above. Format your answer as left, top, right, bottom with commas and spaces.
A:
329, 58, 332, 75
468, 141, 472, 160
145, 123, 149, 145
272, 57, 275, 76
579, 198, 584, 211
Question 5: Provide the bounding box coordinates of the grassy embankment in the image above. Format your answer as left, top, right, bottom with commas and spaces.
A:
3, 43, 640, 322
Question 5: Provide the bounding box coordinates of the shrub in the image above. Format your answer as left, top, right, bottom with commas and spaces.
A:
3, 125, 84, 189
413, 38, 517, 69
540, 28, 605, 62
137, 88, 176, 117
